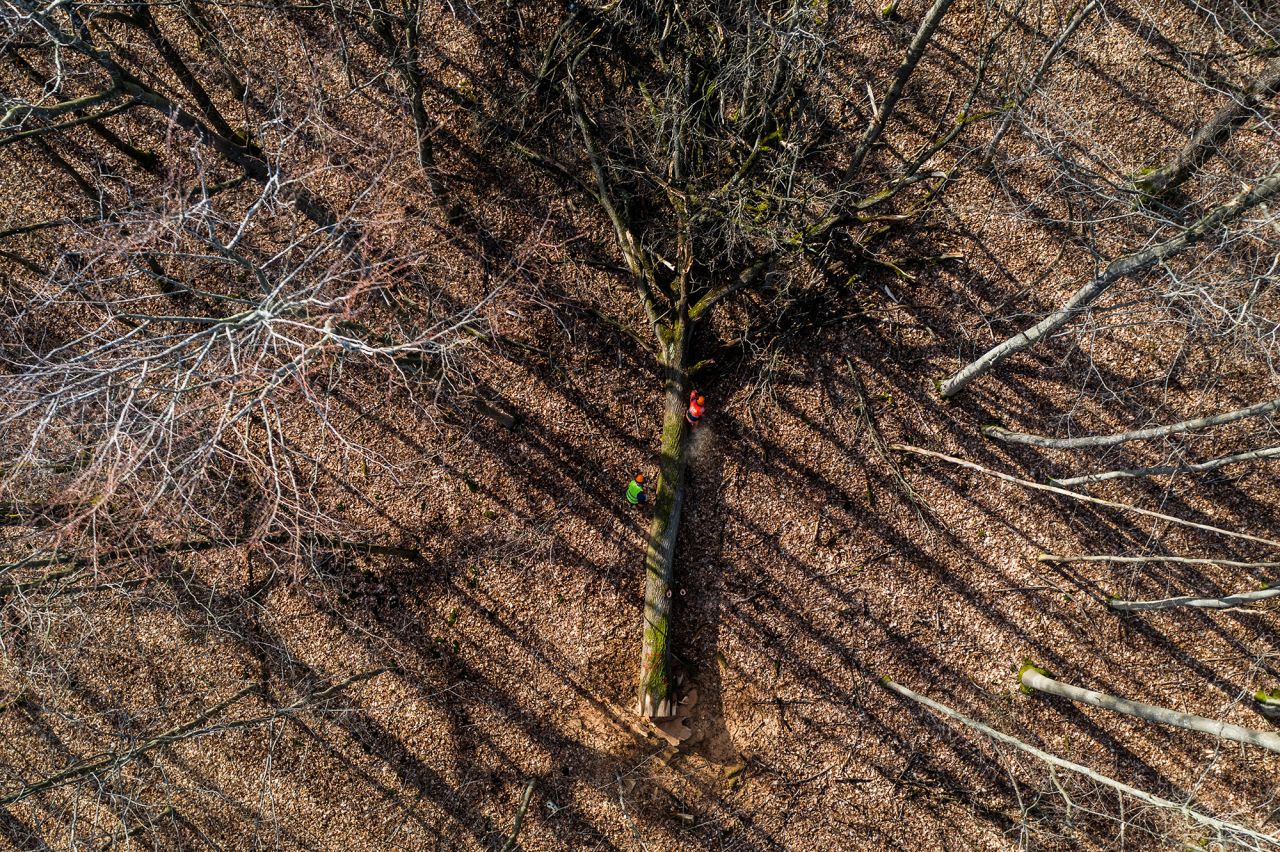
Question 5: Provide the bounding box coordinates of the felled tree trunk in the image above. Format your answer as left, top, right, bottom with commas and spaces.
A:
1019, 664, 1280, 754
637, 321, 692, 718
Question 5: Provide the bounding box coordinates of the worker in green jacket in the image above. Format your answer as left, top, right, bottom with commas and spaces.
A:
626, 474, 647, 505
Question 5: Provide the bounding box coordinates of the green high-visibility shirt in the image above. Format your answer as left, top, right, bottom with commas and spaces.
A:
626, 479, 644, 504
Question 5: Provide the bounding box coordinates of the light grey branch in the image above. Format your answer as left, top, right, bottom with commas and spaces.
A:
1039, 552, 1280, 569
844, 0, 956, 180
1135, 58, 1280, 197
982, 1, 1099, 163
1054, 445, 1280, 485
1020, 667, 1280, 753
940, 168, 1280, 397
1108, 586, 1279, 611
986, 398, 1280, 450
881, 677, 1280, 848
891, 443, 1280, 548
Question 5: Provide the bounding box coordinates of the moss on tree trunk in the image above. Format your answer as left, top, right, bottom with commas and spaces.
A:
637, 321, 691, 718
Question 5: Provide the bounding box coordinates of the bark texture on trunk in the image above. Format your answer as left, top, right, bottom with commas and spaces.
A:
637, 325, 691, 718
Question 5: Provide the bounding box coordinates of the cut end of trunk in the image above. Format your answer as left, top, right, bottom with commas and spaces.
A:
637, 693, 675, 719
1017, 660, 1050, 694
1131, 168, 1170, 199
1255, 690, 1280, 724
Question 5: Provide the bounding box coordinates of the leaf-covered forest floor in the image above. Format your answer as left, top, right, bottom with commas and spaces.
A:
3, 0, 1279, 849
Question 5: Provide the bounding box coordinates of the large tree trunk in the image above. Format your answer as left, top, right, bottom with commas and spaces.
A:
637, 322, 692, 719
1019, 665, 1280, 753
939, 169, 1280, 398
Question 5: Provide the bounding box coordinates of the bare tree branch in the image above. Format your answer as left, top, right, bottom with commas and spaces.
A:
940, 168, 1280, 398
986, 397, 1280, 449
882, 677, 1280, 848
891, 444, 1280, 548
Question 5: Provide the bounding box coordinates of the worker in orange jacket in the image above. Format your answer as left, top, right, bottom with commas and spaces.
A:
686, 390, 706, 426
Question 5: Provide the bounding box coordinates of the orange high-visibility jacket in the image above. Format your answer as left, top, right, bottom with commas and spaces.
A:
687, 392, 705, 421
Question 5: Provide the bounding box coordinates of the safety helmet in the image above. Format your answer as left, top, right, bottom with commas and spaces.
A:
635, 474, 644, 483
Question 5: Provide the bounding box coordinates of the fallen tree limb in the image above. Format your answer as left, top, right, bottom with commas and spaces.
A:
0, 685, 259, 805
844, 0, 957, 180
982, 0, 1099, 163
880, 677, 1280, 847
500, 780, 536, 852
0, 668, 388, 805
939, 169, 1280, 398
0, 566, 83, 597
1107, 586, 1279, 611
1039, 553, 1280, 570
1019, 665, 1280, 754
1053, 445, 1280, 485
1134, 58, 1280, 197
985, 397, 1280, 449
890, 444, 1280, 548
1256, 690, 1280, 724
